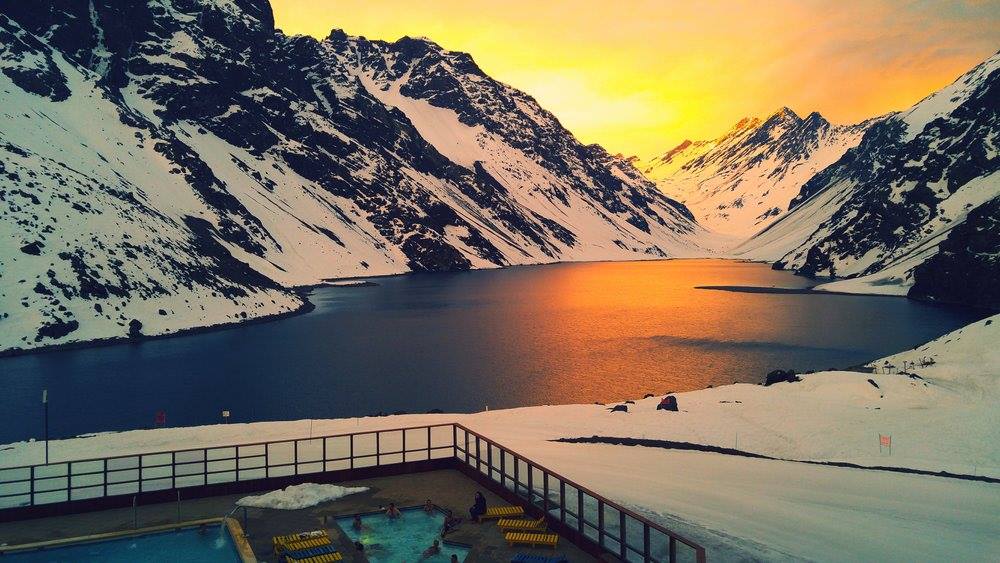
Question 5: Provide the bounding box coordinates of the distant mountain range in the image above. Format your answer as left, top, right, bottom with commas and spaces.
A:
0, 0, 706, 354
640, 108, 877, 237
642, 50, 998, 310
732, 51, 999, 309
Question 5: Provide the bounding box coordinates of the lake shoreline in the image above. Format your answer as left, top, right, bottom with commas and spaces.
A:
0, 257, 983, 360
0, 290, 320, 360
696, 285, 866, 297
0, 257, 708, 359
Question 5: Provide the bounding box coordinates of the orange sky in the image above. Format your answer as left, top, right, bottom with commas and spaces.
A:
270, 0, 1000, 157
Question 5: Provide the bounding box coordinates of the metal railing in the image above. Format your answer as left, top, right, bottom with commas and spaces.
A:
0, 422, 705, 562
453, 424, 705, 563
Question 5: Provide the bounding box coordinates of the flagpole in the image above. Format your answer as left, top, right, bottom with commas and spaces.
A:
42, 389, 49, 465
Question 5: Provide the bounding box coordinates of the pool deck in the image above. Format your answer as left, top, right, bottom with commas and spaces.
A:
0, 469, 600, 562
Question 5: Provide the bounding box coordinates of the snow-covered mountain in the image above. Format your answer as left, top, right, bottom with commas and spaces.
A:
734, 51, 1000, 309
641, 108, 876, 237
0, 0, 705, 354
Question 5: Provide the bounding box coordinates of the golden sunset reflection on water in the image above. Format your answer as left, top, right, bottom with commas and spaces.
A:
3, 260, 984, 438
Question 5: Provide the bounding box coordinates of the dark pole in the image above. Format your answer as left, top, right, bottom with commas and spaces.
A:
42, 389, 49, 464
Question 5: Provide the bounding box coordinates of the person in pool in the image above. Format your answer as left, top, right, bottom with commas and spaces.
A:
351, 514, 364, 531
420, 539, 441, 559
450, 555, 459, 563
469, 491, 486, 521
386, 502, 402, 519
441, 509, 462, 537
424, 499, 435, 513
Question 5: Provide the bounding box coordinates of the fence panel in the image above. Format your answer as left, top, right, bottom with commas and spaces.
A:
0, 423, 705, 562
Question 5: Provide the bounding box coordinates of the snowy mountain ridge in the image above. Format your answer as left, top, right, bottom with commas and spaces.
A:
641, 107, 879, 237
734, 50, 1000, 308
0, 1, 706, 354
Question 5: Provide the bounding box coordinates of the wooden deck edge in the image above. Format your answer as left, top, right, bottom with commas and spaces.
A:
226, 516, 258, 563
0, 517, 223, 554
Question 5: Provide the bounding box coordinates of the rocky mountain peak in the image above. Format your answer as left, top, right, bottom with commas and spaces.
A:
0, 0, 705, 353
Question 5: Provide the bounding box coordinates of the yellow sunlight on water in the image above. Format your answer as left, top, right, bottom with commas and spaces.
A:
269, 0, 999, 157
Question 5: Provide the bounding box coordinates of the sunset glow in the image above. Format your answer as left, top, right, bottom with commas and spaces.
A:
270, 0, 999, 156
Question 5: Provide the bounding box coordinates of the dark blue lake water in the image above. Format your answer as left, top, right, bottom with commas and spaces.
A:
0, 260, 985, 443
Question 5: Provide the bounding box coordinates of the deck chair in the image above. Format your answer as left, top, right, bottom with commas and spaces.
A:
504, 531, 559, 548
510, 554, 568, 563
273, 530, 329, 554
284, 544, 342, 562
479, 504, 525, 522
498, 516, 546, 532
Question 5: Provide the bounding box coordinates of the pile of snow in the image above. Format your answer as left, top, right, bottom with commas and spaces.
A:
236, 483, 368, 510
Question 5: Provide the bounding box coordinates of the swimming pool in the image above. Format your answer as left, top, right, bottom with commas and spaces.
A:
2, 524, 241, 562
336, 507, 471, 562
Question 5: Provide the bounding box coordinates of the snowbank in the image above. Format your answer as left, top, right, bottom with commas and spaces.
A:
237, 483, 368, 510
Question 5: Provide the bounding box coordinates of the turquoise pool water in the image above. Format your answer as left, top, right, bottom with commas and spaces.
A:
336, 507, 470, 562
3, 525, 240, 562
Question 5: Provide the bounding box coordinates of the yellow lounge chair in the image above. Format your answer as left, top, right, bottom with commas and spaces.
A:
285, 552, 343, 563
498, 516, 546, 532
505, 531, 559, 549
273, 530, 330, 554
479, 505, 525, 522
284, 536, 332, 552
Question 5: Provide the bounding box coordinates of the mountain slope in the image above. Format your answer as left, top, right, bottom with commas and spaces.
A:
0, 0, 704, 354
733, 51, 1000, 307
642, 108, 876, 237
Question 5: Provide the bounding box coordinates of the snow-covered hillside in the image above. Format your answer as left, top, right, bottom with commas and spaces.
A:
4, 314, 997, 561
0, 1, 706, 354
733, 52, 1000, 308
641, 108, 875, 237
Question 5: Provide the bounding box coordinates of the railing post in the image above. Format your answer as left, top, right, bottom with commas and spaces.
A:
402, 429, 407, 463
29, 466, 35, 506
499, 448, 505, 487
644, 523, 651, 563
487, 441, 493, 479
527, 463, 533, 505
139, 454, 144, 493
559, 481, 566, 524
376, 432, 381, 466
669, 536, 677, 563
428, 426, 433, 459
543, 473, 549, 514
322, 437, 327, 471
265, 443, 270, 478
349, 434, 354, 469
235, 446, 240, 482
294, 440, 299, 476
171, 452, 176, 490
475, 436, 481, 473
513, 455, 520, 496
598, 500, 605, 548
620, 510, 627, 560
578, 489, 584, 534
101, 459, 107, 500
